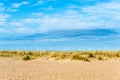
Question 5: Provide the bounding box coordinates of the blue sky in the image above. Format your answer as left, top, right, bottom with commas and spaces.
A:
0, 0, 120, 50
0, 0, 120, 33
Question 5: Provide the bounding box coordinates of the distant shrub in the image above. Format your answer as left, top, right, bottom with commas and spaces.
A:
22, 55, 31, 61
59, 53, 67, 59
0, 54, 11, 57
83, 57, 90, 62
71, 53, 84, 60
95, 50, 103, 55
50, 52, 59, 58
116, 54, 120, 57
88, 53, 96, 58
98, 56, 104, 60
115, 51, 120, 57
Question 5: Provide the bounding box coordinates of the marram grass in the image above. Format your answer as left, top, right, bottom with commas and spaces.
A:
0, 50, 120, 62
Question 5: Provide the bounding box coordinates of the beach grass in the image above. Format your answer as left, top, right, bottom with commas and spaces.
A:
0, 50, 120, 61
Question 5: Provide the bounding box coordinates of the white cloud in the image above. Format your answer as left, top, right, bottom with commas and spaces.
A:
37, 0, 44, 5
33, 0, 58, 6
21, 1, 120, 32
12, 3, 21, 8
0, 3, 10, 27
9, 21, 23, 27
82, 2, 120, 22
5, 8, 18, 12
0, 2, 18, 12
47, 5, 53, 10
12, 1, 29, 8
0, 13, 11, 33
32, 0, 45, 6
21, 2, 30, 5
0, 14, 10, 26
32, 12, 43, 16
1, 0, 120, 34
0, 28, 12, 33
40, 5, 53, 10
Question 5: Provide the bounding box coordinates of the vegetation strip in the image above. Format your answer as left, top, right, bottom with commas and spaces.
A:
0, 50, 120, 61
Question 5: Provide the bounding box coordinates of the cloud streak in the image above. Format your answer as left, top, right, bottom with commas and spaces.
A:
11, 1, 30, 8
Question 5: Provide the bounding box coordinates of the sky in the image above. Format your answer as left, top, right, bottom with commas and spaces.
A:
0, 0, 120, 50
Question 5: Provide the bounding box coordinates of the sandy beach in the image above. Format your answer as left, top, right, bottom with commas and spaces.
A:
0, 58, 120, 80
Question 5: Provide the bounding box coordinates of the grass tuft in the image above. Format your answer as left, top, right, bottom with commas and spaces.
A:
22, 55, 31, 61
97, 56, 104, 60
83, 57, 90, 62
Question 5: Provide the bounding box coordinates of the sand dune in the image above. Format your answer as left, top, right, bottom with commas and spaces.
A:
0, 58, 120, 80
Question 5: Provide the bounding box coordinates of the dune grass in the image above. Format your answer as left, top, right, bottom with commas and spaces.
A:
0, 50, 120, 61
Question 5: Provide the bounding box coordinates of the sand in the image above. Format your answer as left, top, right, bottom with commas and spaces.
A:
0, 58, 120, 80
